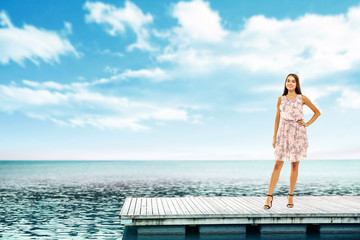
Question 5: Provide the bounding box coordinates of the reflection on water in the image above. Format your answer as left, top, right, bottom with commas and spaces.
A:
0, 160, 359, 239
123, 226, 360, 240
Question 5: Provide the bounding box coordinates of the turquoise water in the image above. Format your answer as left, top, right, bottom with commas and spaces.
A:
1, 160, 359, 239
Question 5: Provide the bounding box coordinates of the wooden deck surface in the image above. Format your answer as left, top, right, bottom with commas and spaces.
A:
120, 196, 360, 226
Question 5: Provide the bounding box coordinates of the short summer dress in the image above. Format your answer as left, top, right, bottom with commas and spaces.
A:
274, 94, 308, 162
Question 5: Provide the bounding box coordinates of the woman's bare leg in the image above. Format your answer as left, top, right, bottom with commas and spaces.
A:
264, 160, 284, 208
288, 161, 300, 206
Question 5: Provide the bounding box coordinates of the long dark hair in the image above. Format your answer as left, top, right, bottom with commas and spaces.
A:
282, 73, 302, 96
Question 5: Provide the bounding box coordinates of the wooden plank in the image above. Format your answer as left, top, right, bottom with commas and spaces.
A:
226, 197, 245, 214
244, 196, 274, 212
201, 197, 226, 214
140, 197, 147, 215
217, 196, 239, 214
156, 197, 165, 216
340, 196, 360, 207
119, 196, 360, 226
152, 198, 159, 216
134, 197, 141, 215
165, 197, 177, 215
183, 197, 203, 215
317, 196, 359, 211
160, 197, 172, 215
339, 198, 360, 209
212, 197, 236, 214
235, 196, 266, 214
242, 197, 266, 213
189, 197, 214, 215
173, 197, 190, 215
232, 197, 252, 212
292, 196, 336, 213
214, 197, 237, 213
146, 198, 152, 215
169, 197, 183, 215
120, 197, 132, 216
178, 197, 197, 215
282, 196, 320, 213
298, 196, 339, 213
220, 197, 247, 214
197, 197, 222, 215
126, 197, 136, 216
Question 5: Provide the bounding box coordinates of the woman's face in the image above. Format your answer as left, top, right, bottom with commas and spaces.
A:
286, 75, 296, 91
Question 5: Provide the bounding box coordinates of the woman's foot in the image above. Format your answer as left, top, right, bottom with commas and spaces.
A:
264, 195, 273, 209
287, 194, 294, 208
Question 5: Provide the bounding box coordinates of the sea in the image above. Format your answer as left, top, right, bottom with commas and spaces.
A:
1, 160, 359, 239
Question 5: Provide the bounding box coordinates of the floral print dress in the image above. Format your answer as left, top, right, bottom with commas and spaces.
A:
274, 94, 308, 162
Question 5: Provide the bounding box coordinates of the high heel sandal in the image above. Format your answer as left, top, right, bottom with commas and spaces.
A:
287, 193, 294, 208
264, 194, 273, 210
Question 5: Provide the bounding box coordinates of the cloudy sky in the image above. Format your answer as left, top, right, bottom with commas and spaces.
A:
1, 0, 359, 160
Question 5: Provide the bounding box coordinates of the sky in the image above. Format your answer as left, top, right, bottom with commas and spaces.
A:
0, 0, 360, 160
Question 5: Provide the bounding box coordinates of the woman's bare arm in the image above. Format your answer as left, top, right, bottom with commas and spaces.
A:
272, 97, 281, 148
302, 95, 321, 127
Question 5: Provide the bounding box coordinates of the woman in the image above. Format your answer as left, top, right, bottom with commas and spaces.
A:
263, 73, 321, 209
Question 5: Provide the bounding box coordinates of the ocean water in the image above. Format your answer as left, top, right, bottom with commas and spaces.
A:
0, 160, 359, 239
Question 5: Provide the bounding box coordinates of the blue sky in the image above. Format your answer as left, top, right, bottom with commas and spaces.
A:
0, 0, 359, 160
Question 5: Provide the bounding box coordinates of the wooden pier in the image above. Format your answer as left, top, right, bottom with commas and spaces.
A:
120, 196, 360, 235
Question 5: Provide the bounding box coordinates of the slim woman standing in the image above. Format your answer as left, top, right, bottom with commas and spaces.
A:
263, 73, 321, 209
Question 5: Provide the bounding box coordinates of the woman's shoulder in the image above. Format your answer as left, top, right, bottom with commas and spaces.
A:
300, 94, 310, 105
300, 94, 309, 100
278, 95, 284, 105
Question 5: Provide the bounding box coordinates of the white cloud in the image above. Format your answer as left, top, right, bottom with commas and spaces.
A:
0, 81, 198, 131
69, 116, 151, 131
230, 12, 360, 79
0, 10, 13, 27
119, 68, 169, 81
252, 83, 360, 114
236, 107, 269, 113
337, 88, 360, 109
249, 83, 329, 116
84, 1, 154, 51
151, 108, 187, 121
233, 99, 272, 113
0, 11, 78, 65
172, 0, 227, 43
93, 67, 170, 84
303, 86, 340, 104
158, 47, 217, 75
157, 1, 360, 80
0, 84, 68, 107
62, 21, 72, 35
251, 84, 284, 93
96, 48, 124, 56
103, 66, 119, 74
301, 86, 340, 115
22, 80, 73, 90
297, 85, 360, 113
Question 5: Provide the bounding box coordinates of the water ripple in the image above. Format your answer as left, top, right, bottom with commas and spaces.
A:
1, 160, 359, 239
